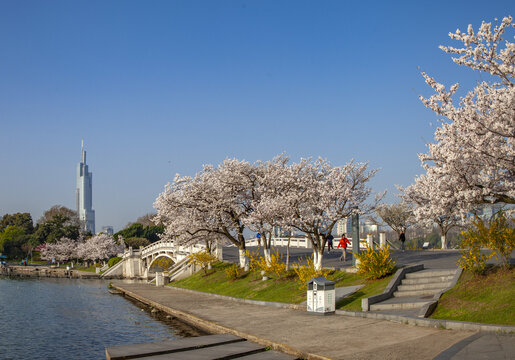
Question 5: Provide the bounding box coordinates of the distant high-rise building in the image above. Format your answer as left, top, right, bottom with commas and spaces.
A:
337, 218, 351, 236
76, 140, 95, 234
101, 226, 114, 235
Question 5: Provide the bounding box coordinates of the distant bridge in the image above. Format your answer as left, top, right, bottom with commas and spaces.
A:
101, 239, 207, 279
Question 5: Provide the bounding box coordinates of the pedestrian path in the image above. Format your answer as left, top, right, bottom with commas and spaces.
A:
112, 282, 477, 360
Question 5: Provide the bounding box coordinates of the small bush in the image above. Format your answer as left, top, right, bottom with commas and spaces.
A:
256, 250, 287, 278
458, 240, 489, 274
355, 245, 396, 280
188, 251, 217, 274
292, 257, 331, 289
225, 263, 240, 280
246, 250, 261, 273
460, 211, 514, 272
107, 256, 122, 268
125, 237, 150, 248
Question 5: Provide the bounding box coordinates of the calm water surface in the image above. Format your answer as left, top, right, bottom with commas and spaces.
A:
0, 276, 203, 360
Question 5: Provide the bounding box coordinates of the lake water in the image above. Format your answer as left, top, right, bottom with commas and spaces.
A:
0, 276, 205, 360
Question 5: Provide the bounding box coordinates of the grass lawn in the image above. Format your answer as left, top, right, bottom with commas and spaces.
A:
336, 275, 392, 311
431, 266, 515, 325
171, 262, 392, 306
73, 264, 99, 273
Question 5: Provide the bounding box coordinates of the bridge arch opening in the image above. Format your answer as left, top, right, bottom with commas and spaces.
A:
147, 253, 175, 273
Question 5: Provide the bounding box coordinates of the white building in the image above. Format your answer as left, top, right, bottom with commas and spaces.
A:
100, 226, 114, 235
76, 140, 95, 234
336, 218, 351, 236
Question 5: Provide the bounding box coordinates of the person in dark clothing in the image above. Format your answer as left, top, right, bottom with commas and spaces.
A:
399, 231, 406, 252
327, 234, 334, 253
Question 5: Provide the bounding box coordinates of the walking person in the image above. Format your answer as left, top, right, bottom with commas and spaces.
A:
399, 231, 406, 252
337, 233, 351, 261
327, 233, 334, 253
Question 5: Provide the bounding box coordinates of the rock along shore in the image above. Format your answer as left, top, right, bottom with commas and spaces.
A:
0, 265, 100, 279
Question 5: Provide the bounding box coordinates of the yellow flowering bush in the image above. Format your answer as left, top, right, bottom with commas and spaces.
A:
247, 249, 286, 278
224, 263, 240, 280
188, 250, 218, 274
459, 211, 514, 273
355, 245, 396, 280
292, 257, 331, 289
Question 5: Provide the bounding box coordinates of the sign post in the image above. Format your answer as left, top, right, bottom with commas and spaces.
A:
352, 213, 360, 266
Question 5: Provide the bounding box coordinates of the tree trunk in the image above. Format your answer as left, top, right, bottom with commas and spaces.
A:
238, 249, 249, 270
441, 234, 447, 249
263, 248, 271, 264
285, 235, 291, 271
312, 249, 323, 271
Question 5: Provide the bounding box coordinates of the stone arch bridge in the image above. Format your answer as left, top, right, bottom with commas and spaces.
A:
101, 240, 208, 279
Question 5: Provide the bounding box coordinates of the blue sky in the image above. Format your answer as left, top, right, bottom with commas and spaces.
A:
0, 1, 513, 231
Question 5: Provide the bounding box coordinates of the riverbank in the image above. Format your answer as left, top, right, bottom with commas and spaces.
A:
111, 282, 480, 360
0, 265, 100, 279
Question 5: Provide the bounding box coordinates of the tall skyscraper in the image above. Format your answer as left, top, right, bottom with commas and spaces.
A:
76, 140, 95, 234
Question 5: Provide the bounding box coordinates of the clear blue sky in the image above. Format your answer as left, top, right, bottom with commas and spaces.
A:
0, 1, 513, 231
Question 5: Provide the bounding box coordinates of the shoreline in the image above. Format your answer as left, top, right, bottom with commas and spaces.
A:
0, 265, 101, 279
110, 282, 488, 360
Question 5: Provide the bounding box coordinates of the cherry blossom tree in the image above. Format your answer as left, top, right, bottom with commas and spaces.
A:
243, 155, 290, 263
155, 159, 259, 268
262, 158, 381, 270
399, 174, 463, 249
40, 237, 80, 263
417, 16, 514, 215
76, 234, 121, 264
375, 202, 413, 237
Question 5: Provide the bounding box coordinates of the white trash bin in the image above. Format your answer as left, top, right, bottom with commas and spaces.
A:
307, 277, 335, 315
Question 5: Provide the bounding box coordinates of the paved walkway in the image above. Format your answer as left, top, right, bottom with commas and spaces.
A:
223, 247, 513, 270
111, 282, 492, 360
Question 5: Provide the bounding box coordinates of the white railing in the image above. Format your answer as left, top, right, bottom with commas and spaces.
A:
243, 236, 370, 250
138, 239, 206, 259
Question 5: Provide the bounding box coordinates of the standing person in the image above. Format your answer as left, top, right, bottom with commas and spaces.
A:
327, 233, 334, 253
337, 233, 351, 261
399, 231, 406, 252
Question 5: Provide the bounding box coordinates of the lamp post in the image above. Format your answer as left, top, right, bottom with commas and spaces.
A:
351, 210, 360, 266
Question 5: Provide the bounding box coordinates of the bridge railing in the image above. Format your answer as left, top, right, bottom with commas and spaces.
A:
243, 236, 371, 250
139, 239, 207, 259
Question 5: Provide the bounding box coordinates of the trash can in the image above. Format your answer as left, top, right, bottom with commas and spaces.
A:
307, 277, 335, 315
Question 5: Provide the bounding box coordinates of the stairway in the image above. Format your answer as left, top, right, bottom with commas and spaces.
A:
370, 269, 457, 316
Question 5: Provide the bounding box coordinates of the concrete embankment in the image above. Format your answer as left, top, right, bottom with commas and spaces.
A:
0, 265, 100, 279
111, 282, 477, 360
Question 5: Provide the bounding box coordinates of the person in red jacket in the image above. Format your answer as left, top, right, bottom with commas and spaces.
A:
337, 233, 351, 261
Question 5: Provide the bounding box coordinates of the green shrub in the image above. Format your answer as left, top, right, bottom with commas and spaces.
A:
125, 237, 150, 248
355, 245, 396, 279
108, 256, 122, 268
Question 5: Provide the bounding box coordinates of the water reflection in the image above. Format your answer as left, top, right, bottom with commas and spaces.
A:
0, 277, 204, 360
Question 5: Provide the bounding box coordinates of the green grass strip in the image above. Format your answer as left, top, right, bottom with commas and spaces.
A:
431, 267, 515, 325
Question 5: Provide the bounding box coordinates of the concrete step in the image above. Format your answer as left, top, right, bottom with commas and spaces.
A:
394, 289, 443, 297
405, 269, 456, 279
370, 298, 431, 311
397, 282, 452, 291
401, 275, 454, 284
